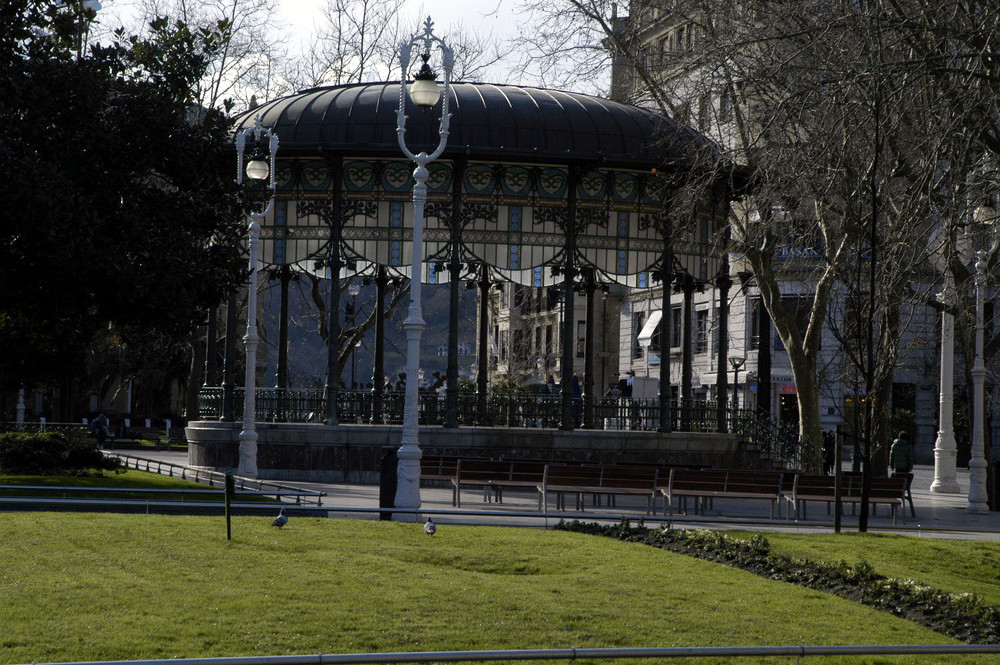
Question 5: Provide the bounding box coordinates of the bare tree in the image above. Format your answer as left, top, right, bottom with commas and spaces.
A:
513, 0, 623, 96
298, 273, 410, 384
310, 0, 404, 86
515, 2, 986, 488
107, 0, 285, 111
282, 1, 516, 91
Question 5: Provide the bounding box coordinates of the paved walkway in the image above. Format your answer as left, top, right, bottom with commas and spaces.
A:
130, 451, 1000, 539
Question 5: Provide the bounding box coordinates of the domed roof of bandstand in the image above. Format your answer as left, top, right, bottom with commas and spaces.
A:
233, 81, 715, 170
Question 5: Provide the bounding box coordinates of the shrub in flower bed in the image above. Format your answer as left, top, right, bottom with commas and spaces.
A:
556, 519, 1000, 644
0, 432, 122, 476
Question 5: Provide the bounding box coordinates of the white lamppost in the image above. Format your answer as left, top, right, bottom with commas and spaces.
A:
234, 115, 278, 479
969, 241, 997, 513
393, 17, 454, 520
930, 272, 960, 493
929, 222, 961, 493
15, 387, 26, 425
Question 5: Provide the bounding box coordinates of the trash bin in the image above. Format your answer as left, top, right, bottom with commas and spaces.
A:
379, 446, 398, 521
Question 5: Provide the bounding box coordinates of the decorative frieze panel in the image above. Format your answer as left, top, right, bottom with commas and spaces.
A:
261, 157, 726, 286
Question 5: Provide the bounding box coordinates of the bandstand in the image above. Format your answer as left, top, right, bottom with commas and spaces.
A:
189, 81, 749, 481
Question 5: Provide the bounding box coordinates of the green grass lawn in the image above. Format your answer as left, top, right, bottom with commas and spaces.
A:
730, 531, 1000, 606
0, 470, 270, 502
0, 515, 987, 665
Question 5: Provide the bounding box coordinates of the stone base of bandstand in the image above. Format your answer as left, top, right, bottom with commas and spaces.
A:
186, 421, 741, 483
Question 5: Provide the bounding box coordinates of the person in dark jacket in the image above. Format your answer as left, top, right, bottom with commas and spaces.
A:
889, 431, 913, 475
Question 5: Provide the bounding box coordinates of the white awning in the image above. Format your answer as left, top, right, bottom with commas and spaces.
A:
637, 309, 663, 348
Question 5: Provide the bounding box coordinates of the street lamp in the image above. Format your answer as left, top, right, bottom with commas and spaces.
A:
234, 115, 278, 479
394, 17, 454, 519
927, 223, 962, 493
729, 356, 745, 410
930, 271, 960, 493
969, 241, 998, 513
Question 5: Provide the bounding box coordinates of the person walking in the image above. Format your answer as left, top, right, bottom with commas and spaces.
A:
889, 430, 913, 476
90, 413, 111, 449
822, 431, 836, 475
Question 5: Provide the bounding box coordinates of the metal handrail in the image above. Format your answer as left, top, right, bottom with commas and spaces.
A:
18, 643, 1000, 665
106, 453, 326, 506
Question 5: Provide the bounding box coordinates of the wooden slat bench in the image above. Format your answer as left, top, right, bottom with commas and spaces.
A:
838, 471, 915, 518
120, 426, 162, 442
786, 473, 910, 523
419, 456, 460, 484
540, 464, 658, 513
164, 430, 187, 450
451, 459, 547, 507
659, 469, 784, 518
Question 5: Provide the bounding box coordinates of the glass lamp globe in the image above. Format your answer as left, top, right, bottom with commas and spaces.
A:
409, 77, 441, 107
409, 56, 441, 107
245, 159, 270, 181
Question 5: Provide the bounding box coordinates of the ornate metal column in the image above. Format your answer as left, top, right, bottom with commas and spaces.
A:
445, 160, 466, 428
715, 205, 732, 433
204, 307, 218, 387
680, 274, 695, 431
323, 255, 343, 426
275, 265, 291, 389
221, 293, 237, 421
560, 167, 580, 431
324, 159, 345, 426
969, 249, 992, 513
931, 275, 960, 493
371, 266, 388, 424
716, 271, 731, 433
657, 221, 674, 433
476, 262, 490, 423
582, 267, 597, 429
757, 294, 773, 421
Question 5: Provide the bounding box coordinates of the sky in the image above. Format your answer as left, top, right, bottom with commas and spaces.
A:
275, 0, 522, 46
98, 0, 533, 89
274, 0, 525, 83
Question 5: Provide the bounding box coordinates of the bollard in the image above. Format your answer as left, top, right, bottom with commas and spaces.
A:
224, 471, 235, 540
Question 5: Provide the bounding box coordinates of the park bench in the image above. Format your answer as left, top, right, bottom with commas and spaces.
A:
786, 473, 911, 523
164, 429, 187, 450
838, 471, 915, 518
419, 456, 460, 483
659, 469, 784, 518
119, 425, 162, 443
540, 464, 658, 513
450, 459, 547, 507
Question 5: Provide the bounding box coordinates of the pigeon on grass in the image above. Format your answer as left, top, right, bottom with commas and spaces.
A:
423, 517, 436, 535
272, 508, 288, 528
